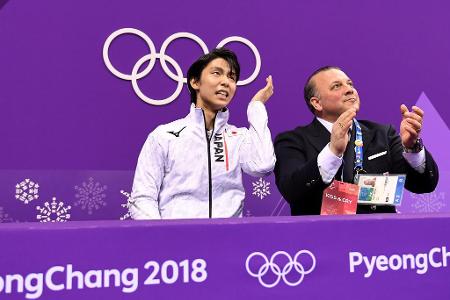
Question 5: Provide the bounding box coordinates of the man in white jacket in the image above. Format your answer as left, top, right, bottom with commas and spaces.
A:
131, 48, 275, 219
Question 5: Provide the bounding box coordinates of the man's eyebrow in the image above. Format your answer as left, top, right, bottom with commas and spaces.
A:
209, 66, 235, 77
210, 66, 224, 72
329, 80, 342, 86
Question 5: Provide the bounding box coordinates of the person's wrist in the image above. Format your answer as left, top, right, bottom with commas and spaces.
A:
329, 143, 343, 158
403, 137, 423, 153
251, 98, 266, 104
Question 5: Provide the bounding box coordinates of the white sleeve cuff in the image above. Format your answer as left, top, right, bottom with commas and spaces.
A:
402, 148, 426, 174
317, 143, 343, 184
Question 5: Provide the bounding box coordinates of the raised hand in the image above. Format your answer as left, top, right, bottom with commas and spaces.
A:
400, 104, 423, 149
329, 108, 357, 157
251, 76, 273, 104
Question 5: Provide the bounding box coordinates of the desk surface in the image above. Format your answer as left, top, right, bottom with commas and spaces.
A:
1, 214, 449, 299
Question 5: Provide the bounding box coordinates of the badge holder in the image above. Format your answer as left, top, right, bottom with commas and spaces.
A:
355, 173, 406, 206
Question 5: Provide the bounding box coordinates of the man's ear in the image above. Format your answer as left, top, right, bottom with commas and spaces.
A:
310, 97, 322, 112
190, 78, 199, 90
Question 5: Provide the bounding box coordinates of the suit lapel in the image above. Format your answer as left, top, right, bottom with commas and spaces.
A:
359, 121, 375, 158
305, 118, 331, 153
343, 123, 356, 182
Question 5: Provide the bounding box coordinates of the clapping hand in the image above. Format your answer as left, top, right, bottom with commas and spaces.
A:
400, 104, 423, 149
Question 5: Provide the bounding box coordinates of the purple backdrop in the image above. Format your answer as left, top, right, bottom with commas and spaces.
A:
0, 0, 449, 222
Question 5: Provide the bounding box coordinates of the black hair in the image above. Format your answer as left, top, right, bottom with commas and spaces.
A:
187, 47, 240, 104
304, 66, 341, 113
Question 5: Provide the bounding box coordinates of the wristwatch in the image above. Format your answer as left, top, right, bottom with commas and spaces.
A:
403, 138, 424, 153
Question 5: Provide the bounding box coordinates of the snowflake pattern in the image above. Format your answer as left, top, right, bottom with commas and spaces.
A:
119, 190, 134, 220
0, 207, 14, 223
252, 178, 271, 199
36, 197, 72, 222
74, 177, 107, 214
410, 192, 446, 213
15, 178, 39, 204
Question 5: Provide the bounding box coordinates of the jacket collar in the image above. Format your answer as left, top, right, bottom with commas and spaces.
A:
188, 104, 229, 134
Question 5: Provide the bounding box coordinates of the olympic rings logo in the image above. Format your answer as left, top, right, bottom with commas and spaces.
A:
245, 250, 316, 288
102, 28, 261, 106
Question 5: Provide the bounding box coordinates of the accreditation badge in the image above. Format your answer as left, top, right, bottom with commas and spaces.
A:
356, 174, 406, 206
320, 180, 359, 215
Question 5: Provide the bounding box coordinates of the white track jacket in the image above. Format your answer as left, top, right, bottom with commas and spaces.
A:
130, 101, 275, 219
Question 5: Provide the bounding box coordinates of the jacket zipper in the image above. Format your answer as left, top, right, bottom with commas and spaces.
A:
202, 111, 215, 218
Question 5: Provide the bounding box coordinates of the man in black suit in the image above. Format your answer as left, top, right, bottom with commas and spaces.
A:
274, 66, 439, 215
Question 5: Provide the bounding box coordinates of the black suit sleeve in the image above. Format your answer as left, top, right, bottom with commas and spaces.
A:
274, 132, 328, 215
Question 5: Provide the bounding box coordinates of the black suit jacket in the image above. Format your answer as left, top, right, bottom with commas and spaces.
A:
274, 118, 439, 215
